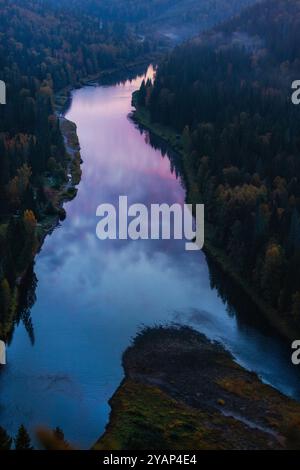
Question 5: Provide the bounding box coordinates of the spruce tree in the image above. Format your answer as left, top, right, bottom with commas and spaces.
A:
53, 426, 65, 442
0, 426, 12, 450
15, 425, 33, 450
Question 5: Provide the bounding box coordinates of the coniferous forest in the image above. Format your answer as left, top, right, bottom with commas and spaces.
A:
1, 0, 300, 457
137, 0, 300, 329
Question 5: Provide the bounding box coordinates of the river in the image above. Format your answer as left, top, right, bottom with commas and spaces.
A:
0, 65, 299, 449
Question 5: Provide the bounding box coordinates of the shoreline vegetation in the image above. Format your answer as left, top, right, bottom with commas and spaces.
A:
131, 93, 300, 342
0, 114, 81, 341
54, 55, 161, 116
0, 0, 167, 345
94, 326, 300, 450
0, 57, 159, 343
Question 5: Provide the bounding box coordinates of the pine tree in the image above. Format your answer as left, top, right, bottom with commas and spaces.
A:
138, 79, 146, 106
53, 426, 65, 442
15, 425, 33, 450
0, 278, 11, 321
288, 208, 300, 253
292, 292, 300, 320
0, 426, 12, 450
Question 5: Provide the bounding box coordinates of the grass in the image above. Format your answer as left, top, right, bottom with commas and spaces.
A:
93, 379, 274, 451
217, 374, 300, 433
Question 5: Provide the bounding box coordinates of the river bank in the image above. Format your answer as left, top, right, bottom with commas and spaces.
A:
0, 58, 150, 341
3, 60, 158, 341
2, 58, 163, 342
131, 94, 300, 342
94, 326, 300, 450
0, 114, 81, 342
54, 56, 161, 117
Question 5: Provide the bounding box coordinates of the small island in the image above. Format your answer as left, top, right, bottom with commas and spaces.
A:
95, 326, 300, 450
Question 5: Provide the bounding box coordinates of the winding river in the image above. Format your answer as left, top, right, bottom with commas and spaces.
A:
0, 65, 300, 449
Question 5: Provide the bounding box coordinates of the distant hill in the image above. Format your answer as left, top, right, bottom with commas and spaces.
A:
48, 0, 258, 42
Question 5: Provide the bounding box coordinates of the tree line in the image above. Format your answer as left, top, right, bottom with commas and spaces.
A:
0, 0, 157, 338
0, 424, 69, 450
137, 0, 300, 323
48, 0, 256, 30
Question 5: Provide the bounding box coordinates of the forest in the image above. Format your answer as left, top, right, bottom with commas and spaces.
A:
47, 0, 256, 26
137, 0, 300, 326
37, 0, 258, 46
0, 0, 157, 339
0, 0, 257, 340
1, 0, 300, 454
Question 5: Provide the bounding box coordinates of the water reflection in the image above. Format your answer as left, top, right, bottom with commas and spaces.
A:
15, 266, 37, 346
0, 65, 300, 449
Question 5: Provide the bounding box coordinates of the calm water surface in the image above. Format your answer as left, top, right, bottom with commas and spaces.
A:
0, 66, 300, 448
